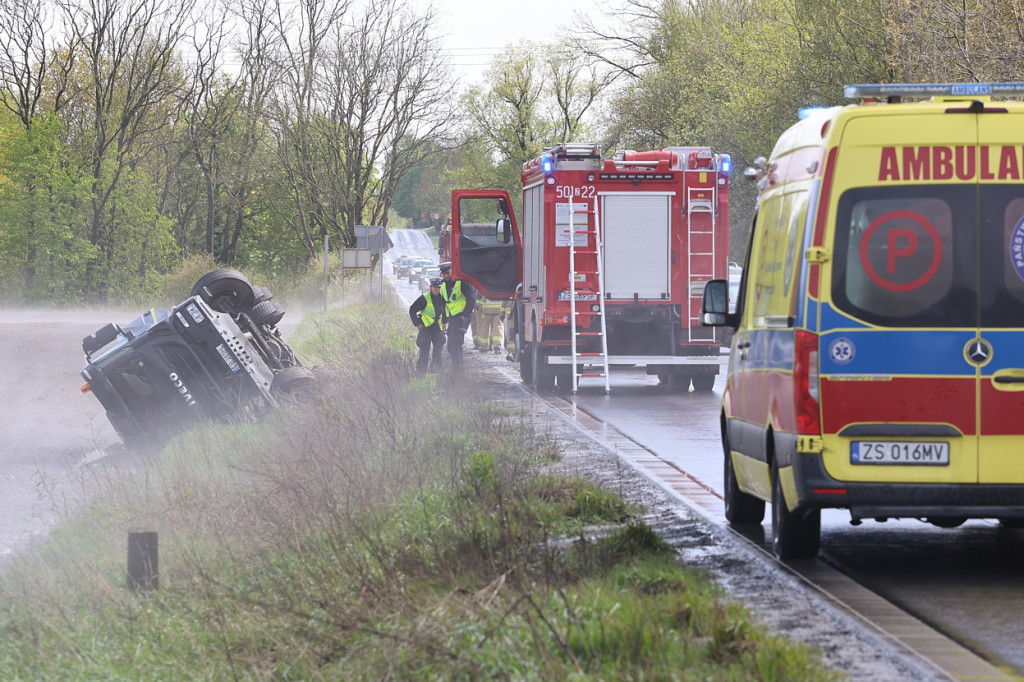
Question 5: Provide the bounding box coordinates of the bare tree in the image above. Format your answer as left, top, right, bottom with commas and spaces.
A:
58, 0, 195, 296
0, 0, 77, 126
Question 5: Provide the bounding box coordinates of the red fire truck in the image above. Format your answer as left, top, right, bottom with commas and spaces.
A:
447, 142, 731, 392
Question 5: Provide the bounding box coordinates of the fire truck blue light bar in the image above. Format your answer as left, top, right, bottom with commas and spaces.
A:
844, 83, 1024, 99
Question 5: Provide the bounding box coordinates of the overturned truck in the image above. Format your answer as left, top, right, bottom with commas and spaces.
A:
80, 269, 314, 449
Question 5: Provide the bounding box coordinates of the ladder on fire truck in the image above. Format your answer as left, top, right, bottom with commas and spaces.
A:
568, 196, 611, 394
686, 178, 717, 341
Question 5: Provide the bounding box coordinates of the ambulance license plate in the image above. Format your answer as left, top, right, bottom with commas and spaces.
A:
851, 441, 949, 465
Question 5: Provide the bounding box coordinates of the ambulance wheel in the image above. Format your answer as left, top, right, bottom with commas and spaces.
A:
771, 458, 820, 559
692, 374, 716, 392
192, 269, 255, 315
723, 430, 765, 525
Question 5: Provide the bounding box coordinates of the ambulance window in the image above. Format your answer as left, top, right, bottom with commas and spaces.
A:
832, 187, 970, 327
980, 189, 1024, 326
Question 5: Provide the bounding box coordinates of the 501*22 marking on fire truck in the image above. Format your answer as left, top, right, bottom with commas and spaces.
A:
554, 185, 596, 199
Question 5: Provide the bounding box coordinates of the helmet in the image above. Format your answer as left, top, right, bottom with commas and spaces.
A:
438, 262, 452, 274
429, 277, 443, 287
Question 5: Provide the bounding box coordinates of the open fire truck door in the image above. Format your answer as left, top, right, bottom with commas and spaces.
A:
449, 189, 521, 300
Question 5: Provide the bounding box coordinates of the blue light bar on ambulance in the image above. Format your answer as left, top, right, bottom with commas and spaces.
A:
844, 83, 1024, 99
797, 106, 828, 119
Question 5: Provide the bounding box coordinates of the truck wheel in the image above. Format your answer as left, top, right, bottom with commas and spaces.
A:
692, 374, 716, 392
554, 365, 572, 393
251, 300, 285, 327
272, 366, 315, 398
192, 269, 256, 315
519, 342, 533, 384
252, 285, 273, 304
723, 427, 765, 525
669, 373, 691, 392
531, 343, 555, 392
771, 457, 820, 559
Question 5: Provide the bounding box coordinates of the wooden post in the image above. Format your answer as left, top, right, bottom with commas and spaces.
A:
127, 531, 159, 591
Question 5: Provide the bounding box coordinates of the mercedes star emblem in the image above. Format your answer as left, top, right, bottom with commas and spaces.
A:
967, 339, 991, 365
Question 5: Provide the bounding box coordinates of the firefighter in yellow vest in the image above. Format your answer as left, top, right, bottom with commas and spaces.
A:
439, 262, 476, 369
408, 277, 447, 375
476, 297, 506, 353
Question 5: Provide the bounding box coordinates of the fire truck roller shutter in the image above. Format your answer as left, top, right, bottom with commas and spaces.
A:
602, 193, 672, 300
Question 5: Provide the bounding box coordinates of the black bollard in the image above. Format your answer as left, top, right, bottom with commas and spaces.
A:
127, 531, 159, 591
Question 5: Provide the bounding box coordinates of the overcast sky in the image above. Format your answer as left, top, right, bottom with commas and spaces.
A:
419, 0, 597, 87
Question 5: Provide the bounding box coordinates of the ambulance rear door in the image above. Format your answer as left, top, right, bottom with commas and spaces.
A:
450, 190, 521, 299
819, 109, 980, 486
976, 109, 1024, 484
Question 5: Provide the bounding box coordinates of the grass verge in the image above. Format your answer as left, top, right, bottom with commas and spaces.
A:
0, 300, 839, 680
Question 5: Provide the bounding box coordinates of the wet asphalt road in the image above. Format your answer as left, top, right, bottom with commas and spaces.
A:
566, 367, 1024, 675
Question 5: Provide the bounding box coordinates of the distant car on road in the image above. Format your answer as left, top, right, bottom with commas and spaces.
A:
401, 257, 430, 280
418, 266, 441, 291
409, 260, 433, 284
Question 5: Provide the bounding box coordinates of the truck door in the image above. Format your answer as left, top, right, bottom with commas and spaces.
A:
977, 111, 1024, 484
450, 189, 521, 299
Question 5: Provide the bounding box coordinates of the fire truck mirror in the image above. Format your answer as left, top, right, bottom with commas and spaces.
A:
701, 279, 729, 325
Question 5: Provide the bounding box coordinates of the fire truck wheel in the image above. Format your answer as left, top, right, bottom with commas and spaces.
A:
519, 342, 533, 384
692, 374, 716, 392
531, 343, 555, 392
192, 269, 256, 315
272, 366, 315, 399
669, 373, 691, 392
554, 366, 572, 392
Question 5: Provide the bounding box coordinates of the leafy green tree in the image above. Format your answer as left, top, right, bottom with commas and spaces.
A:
0, 114, 93, 303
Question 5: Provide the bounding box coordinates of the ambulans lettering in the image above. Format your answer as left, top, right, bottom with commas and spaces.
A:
878, 146, 1024, 181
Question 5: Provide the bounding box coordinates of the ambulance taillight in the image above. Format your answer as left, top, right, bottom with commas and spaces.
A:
794, 330, 821, 435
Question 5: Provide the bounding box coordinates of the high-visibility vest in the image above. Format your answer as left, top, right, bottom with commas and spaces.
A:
419, 293, 439, 327
443, 280, 466, 316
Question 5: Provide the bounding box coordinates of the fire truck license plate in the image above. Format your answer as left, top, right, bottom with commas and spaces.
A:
851, 441, 949, 465
557, 291, 598, 301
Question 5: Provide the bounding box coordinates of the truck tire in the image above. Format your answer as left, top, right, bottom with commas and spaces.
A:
251, 300, 285, 328
531, 342, 555, 392
692, 374, 716, 392
669, 373, 691, 392
252, 285, 273, 304
519, 342, 533, 383
771, 457, 821, 559
272, 366, 315, 398
723, 427, 765, 525
192, 269, 256, 315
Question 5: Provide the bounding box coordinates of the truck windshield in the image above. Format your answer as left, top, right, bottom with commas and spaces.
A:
831, 184, 1024, 328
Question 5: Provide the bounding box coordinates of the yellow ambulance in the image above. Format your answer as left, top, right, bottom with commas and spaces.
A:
702, 83, 1024, 558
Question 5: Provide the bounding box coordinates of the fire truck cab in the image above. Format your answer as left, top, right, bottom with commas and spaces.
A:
449, 142, 731, 393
